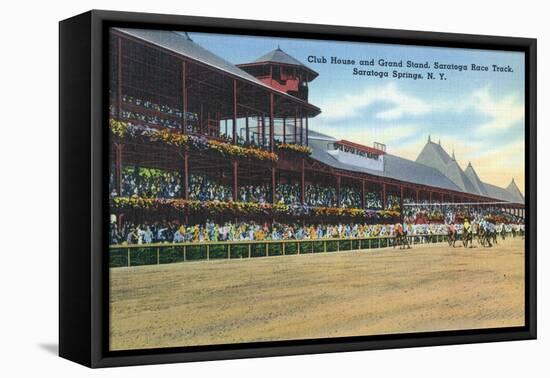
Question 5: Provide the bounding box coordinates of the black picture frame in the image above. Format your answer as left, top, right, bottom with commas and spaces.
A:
59, 9, 537, 368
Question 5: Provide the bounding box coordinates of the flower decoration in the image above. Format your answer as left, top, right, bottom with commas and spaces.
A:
109, 119, 278, 162
276, 143, 312, 155
112, 196, 401, 220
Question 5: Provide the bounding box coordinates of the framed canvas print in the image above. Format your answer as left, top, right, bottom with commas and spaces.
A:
59, 10, 536, 368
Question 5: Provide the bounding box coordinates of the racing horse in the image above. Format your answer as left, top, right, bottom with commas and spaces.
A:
462, 224, 474, 248
393, 223, 411, 250
477, 222, 496, 247
447, 223, 457, 248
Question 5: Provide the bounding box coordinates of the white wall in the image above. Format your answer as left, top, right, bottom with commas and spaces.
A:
0, 0, 546, 376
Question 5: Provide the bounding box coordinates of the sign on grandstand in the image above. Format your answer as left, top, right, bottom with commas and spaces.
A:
328, 140, 385, 171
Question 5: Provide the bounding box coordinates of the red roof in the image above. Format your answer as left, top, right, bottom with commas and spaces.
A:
336, 139, 385, 155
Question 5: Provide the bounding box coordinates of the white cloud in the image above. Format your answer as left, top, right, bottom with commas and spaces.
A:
318, 83, 524, 138
429, 86, 524, 135
312, 119, 418, 148
318, 82, 432, 121
311, 83, 525, 190
469, 87, 524, 136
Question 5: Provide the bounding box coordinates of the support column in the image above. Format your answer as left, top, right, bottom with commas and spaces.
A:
361, 180, 366, 209
283, 117, 286, 144
301, 158, 305, 205
399, 186, 405, 222
200, 104, 204, 134
429, 191, 433, 203
183, 152, 189, 200
416, 189, 419, 203
336, 176, 341, 207
382, 183, 386, 209
271, 167, 276, 204
117, 37, 122, 120
117, 214, 124, 233
245, 113, 249, 144
261, 114, 266, 146
294, 110, 298, 144
255, 116, 260, 145
232, 79, 237, 144
182, 60, 187, 133
115, 143, 123, 196
269, 93, 274, 152
300, 116, 304, 145
305, 115, 309, 146
232, 160, 238, 202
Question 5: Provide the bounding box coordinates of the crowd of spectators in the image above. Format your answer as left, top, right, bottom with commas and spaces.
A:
304, 184, 337, 207
401, 202, 523, 225
386, 194, 401, 210
110, 95, 199, 131
110, 170, 389, 210
188, 175, 232, 202
113, 167, 182, 198
110, 217, 524, 245
239, 184, 270, 203
109, 168, 523, 230
110, 219, 444, 245
366, 192, 382, 209
340, 186, 361, 208
275, 184, 301, 205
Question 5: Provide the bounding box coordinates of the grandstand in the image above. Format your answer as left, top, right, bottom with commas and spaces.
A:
108, 27, 525, 238
107, 29, 527, 350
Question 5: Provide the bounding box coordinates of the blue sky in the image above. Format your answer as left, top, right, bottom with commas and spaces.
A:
190, 32, 525, 192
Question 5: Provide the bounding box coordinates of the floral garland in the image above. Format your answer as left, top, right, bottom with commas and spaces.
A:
276, 143, 312, 155
150, 128, 190, 147
111, 197, 291, 216
313, 207, 364, 218
111, 197, 400, 219
207, 139, 277, 162
109, 119, 278, 162
109, 119, 128, 138
379, 209, 401, 218
313, 207, 400, 219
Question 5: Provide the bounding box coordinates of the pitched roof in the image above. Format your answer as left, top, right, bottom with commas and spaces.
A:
445, 158, 479, 194
416, 140, 451, 173
416, 140, 479, 194
308, 137, 462, 192
464, 162, 489, 196
482, 182, 522, 203
255, 47, 305, 65
244, 47, 318, 79
308, 132, 523, 204
113, 28, 320, 113
506, 179, 525, 203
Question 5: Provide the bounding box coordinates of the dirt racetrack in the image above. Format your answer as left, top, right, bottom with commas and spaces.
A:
109, 237, 525, 351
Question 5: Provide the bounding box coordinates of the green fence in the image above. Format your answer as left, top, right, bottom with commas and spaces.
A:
109, 233, 450, 268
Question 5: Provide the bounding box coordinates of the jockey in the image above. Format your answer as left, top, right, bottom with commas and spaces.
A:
463, 218, 471, 234
479, 219, 487, 232
449, 222, 456, 235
